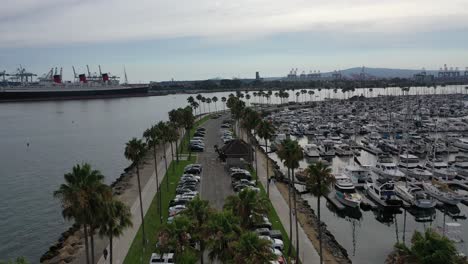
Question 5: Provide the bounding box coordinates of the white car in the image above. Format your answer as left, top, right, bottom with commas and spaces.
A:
168, 205, 186, 216
260, 235, 284, 250
181, 174, 201, 182
150, 253, 175, 263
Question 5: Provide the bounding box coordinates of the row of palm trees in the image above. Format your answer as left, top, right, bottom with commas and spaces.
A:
226, 94, 336, 263
54, 163, 133, 264
126, 106, 195, 250
158, 189, 277, 264
187, 94, 224, 116
54, 106, 196, 264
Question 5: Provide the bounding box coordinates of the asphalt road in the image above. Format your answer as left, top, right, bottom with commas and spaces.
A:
198, 113, 234, 210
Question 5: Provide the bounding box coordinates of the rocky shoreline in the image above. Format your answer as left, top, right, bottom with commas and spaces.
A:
39, 159, 142, 263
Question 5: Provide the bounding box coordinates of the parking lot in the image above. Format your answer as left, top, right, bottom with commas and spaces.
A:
198, 113, 234, 210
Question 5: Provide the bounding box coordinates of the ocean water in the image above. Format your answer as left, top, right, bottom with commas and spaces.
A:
0, 85, 465, 261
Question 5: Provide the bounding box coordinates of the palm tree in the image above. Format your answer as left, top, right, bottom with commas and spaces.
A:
143, 125, 162, 221
277, 139, 303, 259
201, 97, 207, 113
212, 96, 218, 112
245, 93, 251, 106
221, 97, 227, 112
181, 106, 195, 158
54, 163, 106, 264
206, 211, 241, 263
256, 120, 275, 197
206, 98, 212, 113
98, 199, 132, 264
308, 90, 313, 102
167, 123, 180, 172
158, 215, 197, 263
156, 121, 170, 190
231, 232, 276, 264
168, 109, 183, 162
124, 138, 147, 246
295, 91, 300, 102
182, 196, 212, 264
224, 189, 268, 229
196, 94, 203, 112
305, 161, 335, 264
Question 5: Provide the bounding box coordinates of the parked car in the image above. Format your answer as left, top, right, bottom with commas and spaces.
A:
255, 228, 271, 236
150, 253, 175, 264
232, 179, 255, 187
260, 235, 284, 250
221, 123, 231, 128
190, 145, 205, 152
230, 172, 252, 181
184, 167, 202, 175
196, 127, 206, 132
194, 131, 206, 137
169, 204, 187, 215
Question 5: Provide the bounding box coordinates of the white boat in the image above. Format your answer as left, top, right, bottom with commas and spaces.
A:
403, 167, 433, 181
371, 157, 405, 181
343, 164, 371, 184
319, 139, 335, 157
454, 138, 468, 152
335, 144, 353, 156
398, 153, 420, 169
422, 182, 461, 205
454, 162, 468, 177
334, 174, 362, 208
395, 185, 436, 209
365, 178, 403, 208
303, 144, 320, 158
425, 159, 457, 180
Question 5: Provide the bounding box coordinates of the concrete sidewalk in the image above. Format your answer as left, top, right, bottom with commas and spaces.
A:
95, 143, 174, 264
254, 145, 321, 263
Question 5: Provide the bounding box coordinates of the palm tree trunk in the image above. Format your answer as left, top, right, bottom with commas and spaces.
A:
83, 224, 90, 264
109, 235, 113, 264
292, 168, 299, 262
163, 142, 169, 190
175, 139, 179, 163
153, 146, 161, 223
170, 141, 175, 174
90, 229, 95, 264
287, 168, 293, 256
318, 193, 323, 264
200, 241, 205, 264
136, 165, 146, 246
265, 139, 269, 197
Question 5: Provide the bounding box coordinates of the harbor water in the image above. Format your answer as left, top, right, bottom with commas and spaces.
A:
0, 85, 465, 261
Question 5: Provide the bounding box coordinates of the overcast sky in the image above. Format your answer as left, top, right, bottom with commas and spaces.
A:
1, 0, 468, 82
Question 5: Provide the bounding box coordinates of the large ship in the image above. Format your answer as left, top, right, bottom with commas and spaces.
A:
0, 66, 148, 102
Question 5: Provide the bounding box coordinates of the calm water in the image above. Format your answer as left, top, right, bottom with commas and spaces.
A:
0, 85, 465, 261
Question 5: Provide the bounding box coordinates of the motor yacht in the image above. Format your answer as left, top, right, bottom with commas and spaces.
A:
371, 156, 405, 181
422, 181, 461, 205
454, 138, 468, 152
425, 159, 457, 180
334, 174, 362, 208
303, 143, 320, 158
395, 185, 436, 209
365, 178, 403, 208
343, 164, 371, 184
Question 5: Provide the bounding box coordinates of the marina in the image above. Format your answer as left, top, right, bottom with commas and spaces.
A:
0, 84, 467, 262
262, 89, 468, 263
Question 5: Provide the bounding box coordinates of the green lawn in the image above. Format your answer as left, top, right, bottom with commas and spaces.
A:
123, 156, 196, 264
124, 116, 210, 264
250, 169, 296, 262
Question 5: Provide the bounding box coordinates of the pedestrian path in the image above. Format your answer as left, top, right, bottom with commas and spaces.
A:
255, 147, 321, 263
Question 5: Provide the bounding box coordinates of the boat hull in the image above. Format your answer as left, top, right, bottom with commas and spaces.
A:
0, 86, 149, 102
335, 192, 360, 208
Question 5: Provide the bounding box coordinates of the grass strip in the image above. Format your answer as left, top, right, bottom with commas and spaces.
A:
124, 116, 210, 263
250, 169, 296, 261
123, 156, 196, 264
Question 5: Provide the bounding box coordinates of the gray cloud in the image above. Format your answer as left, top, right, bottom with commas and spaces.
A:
1, 0, 468, 47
